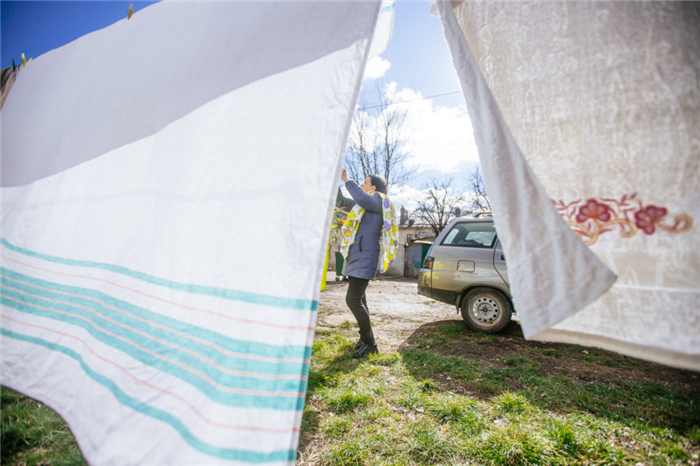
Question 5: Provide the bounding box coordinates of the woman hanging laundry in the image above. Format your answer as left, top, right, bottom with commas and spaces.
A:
336, 168, 398, 358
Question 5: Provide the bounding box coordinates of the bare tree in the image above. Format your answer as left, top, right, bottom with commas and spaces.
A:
413, 177, 467, 237
345, 80, 415, 191
468, 166, 491, 214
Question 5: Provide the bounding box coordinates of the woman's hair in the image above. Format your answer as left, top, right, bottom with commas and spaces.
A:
369, 175, 388, 194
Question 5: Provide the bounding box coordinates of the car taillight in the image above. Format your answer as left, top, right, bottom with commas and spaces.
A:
423, 256, 434, 269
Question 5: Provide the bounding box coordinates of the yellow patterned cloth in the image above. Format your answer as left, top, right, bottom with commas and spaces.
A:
339, 192, 398, 274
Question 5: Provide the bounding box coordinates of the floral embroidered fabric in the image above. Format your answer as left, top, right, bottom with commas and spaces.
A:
555, 195, 693, 246
441, 1, 699, 370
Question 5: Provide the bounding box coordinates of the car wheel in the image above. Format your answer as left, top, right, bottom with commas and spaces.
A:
460, 287, 512, 333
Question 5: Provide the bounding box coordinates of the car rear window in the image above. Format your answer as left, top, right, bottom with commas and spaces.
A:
441, 222, 497, 248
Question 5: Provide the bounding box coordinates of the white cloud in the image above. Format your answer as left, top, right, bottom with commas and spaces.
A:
384, 84, 479, 173
388, 184, 424, 213
348, 81, 482, 213
363, 56, 391, 80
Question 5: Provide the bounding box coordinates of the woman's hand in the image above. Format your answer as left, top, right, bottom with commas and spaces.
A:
341, 168, 349, 183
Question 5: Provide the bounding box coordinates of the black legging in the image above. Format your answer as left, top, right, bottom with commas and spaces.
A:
345, 277, 375, 346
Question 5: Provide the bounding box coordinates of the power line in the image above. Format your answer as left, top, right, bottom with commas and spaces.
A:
358, 91, 462, 111
410, 148, 475, 158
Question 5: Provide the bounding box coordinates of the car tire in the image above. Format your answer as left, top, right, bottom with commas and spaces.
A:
460, 287, 512, 333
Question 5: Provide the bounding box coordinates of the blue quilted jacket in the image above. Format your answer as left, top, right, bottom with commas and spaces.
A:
336, 181, 383, 280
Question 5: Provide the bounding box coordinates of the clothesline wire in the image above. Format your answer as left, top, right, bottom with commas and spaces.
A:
358, 91, 462, 111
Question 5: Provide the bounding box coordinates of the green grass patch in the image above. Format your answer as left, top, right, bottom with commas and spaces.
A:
322, 437, 370, 466
366, 351, 400, 366
420, 379, 437, 393
543, 417, 581, 456
302, 329, 699, 465
396, 417, 464, 465
397, 383, 428, 410
687, 425, 700, 445
1, 387, 86, 465
492, 391, 534, 416
409, 333, 449, 348
473, 333, 499, 344
660, 445, 690, 461
426, 393, 477, 424
320, 415, 353, 439
401, 349, 480, 381
437, 322, 465, 339
478, 422, 552, 465
326, 389, 372, 413
339, 320, 356, 329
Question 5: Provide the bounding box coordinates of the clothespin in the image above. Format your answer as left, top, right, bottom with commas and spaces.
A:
21, 53, 30, 67
12, 59, 17, 71
127, 4, 133, 20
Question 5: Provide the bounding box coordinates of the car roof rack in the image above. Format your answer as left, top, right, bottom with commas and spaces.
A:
474, 212, 493, 218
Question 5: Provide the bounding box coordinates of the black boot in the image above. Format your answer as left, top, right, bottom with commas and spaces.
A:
352, 340, 378, 358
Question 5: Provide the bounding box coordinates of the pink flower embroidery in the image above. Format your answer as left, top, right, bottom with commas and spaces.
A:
575, 199, 612, 223
635, 205, 668, 235
553, 194, 692, 246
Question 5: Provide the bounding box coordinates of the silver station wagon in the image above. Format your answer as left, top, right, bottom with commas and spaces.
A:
418, 216, 513, 333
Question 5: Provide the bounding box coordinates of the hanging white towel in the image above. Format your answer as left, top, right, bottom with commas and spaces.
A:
0, 1, 382, 464
436, 0, 699, 370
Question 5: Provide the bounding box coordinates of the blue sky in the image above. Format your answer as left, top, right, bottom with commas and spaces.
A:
359, 2, 479, 209
1, 2, 156, 69
382, 1, 463, 108
1, 1, 479, 210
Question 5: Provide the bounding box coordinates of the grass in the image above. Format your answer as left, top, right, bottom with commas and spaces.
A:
299, 325, 699, 465
3, 323, 699, 465
1, 387, 86, 466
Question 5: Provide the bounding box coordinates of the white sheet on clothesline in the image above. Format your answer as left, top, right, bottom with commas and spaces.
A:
437, 0, 699, 370
1, 1, 382, 464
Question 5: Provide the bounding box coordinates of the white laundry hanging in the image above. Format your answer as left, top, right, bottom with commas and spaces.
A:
436, 0, 699, 370
0, 1, 384, 464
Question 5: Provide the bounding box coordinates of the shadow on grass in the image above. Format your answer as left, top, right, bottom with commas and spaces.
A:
306, 333, 366, 395
299, 330, 368, 450
398, 320, 700, 436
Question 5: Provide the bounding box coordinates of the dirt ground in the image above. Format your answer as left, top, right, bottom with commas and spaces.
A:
318, 274, 699, 397
319, 274, 454, 352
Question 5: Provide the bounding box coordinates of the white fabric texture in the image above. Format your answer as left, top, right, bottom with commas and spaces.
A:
369, 1, 396, 59
438, 1, 699, 369
1, 1, 380, 464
